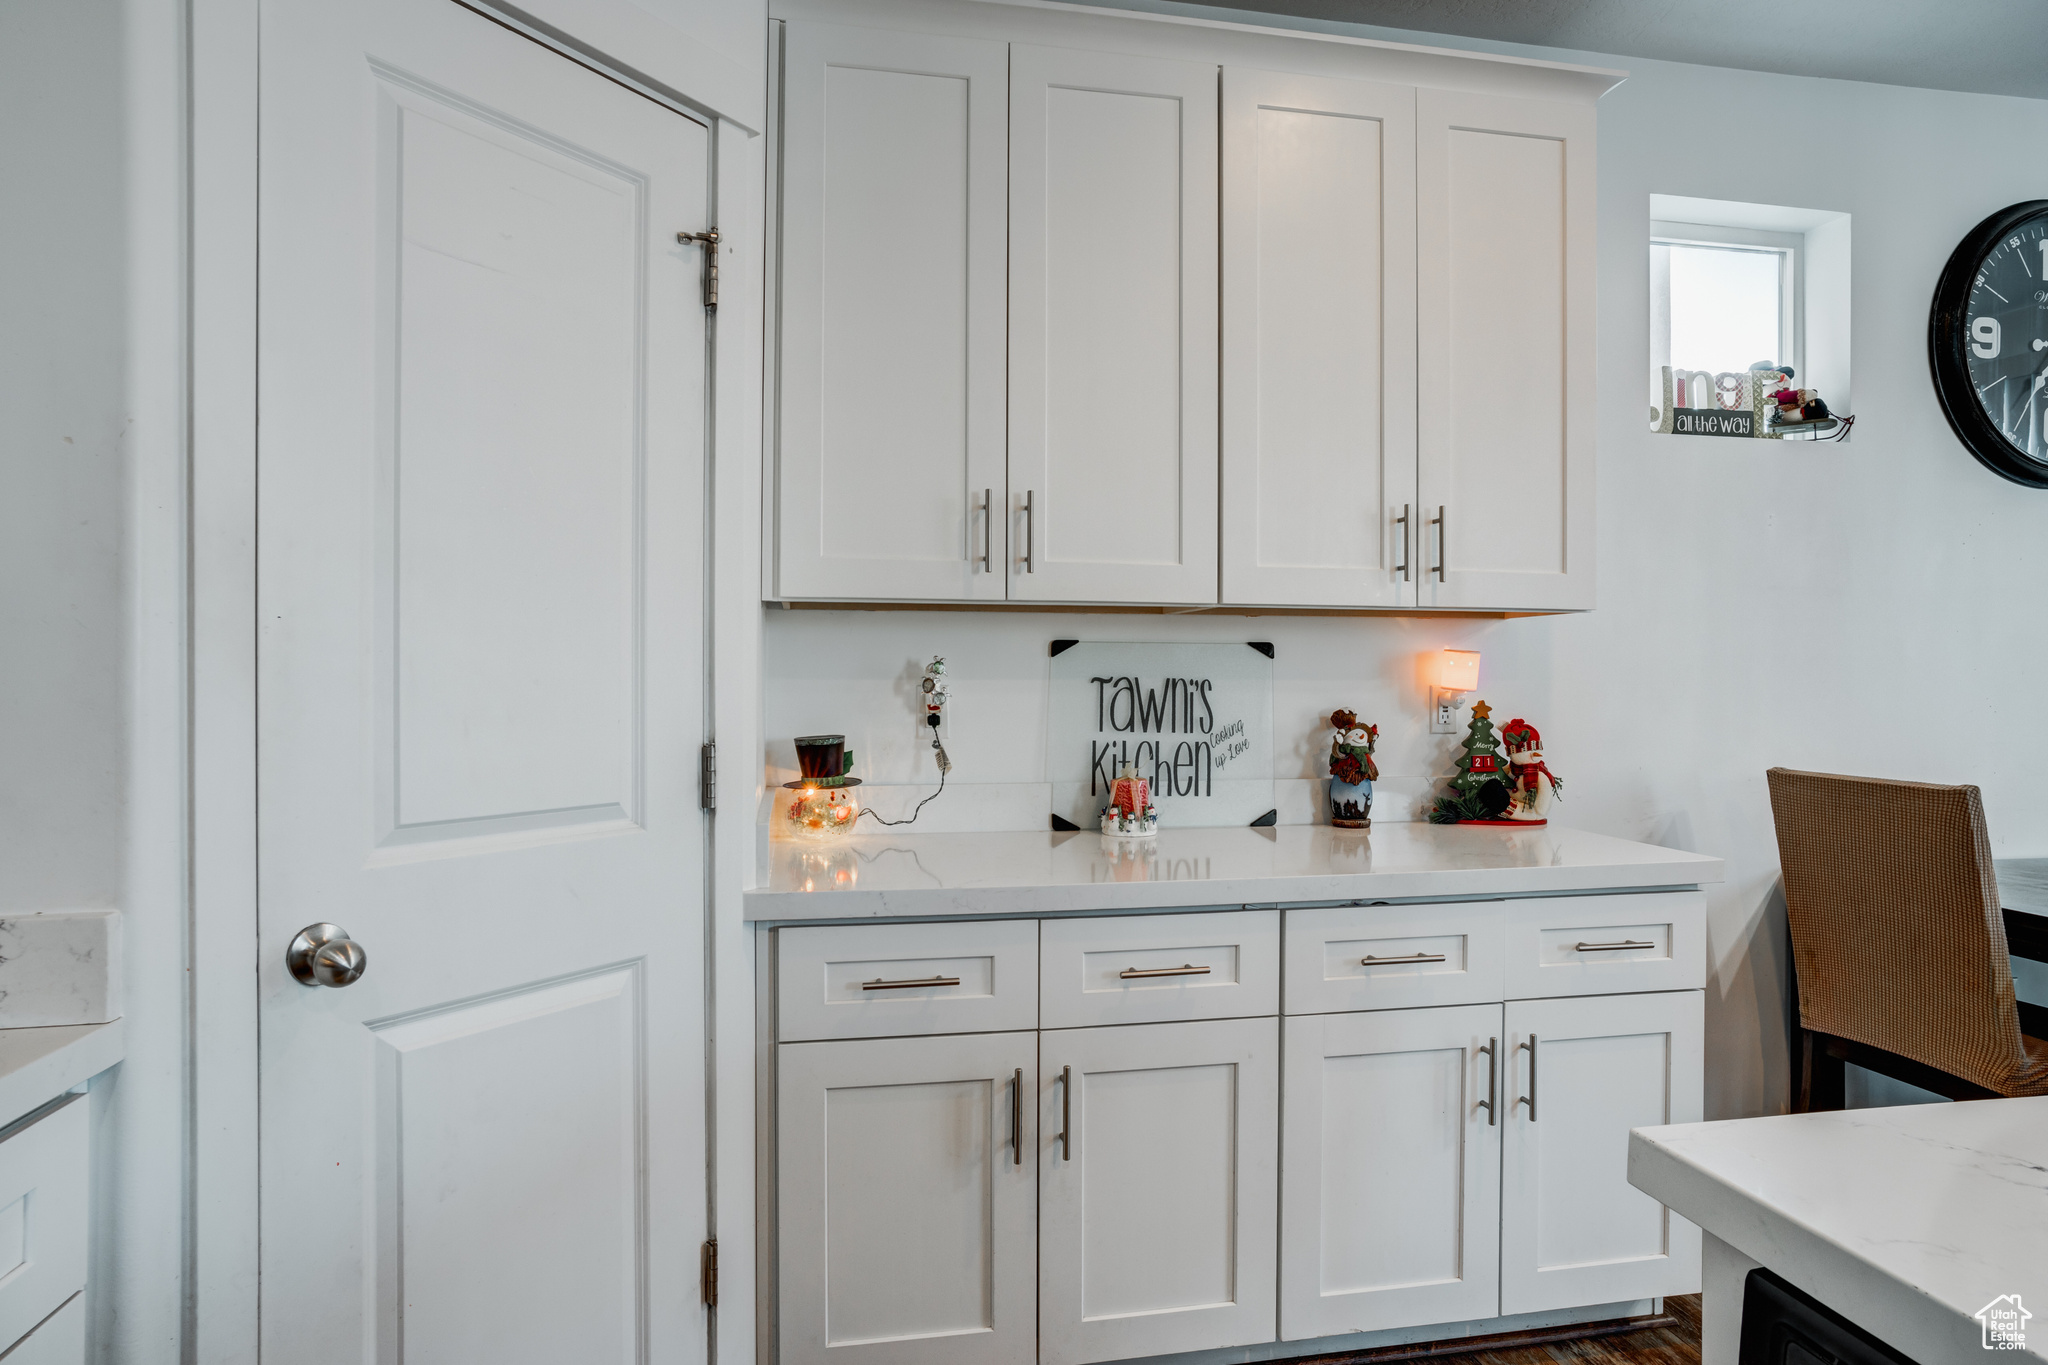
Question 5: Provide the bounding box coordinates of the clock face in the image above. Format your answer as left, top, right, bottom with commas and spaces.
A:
1964, 209, 2048, 459
1932, 200, 2048, 487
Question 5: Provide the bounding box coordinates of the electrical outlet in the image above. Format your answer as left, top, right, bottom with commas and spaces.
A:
919, 700, 950, 761
1429, 688, 1463, 734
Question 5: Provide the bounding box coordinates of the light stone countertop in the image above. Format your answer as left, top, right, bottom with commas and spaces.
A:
0, 1019, 124, 1130
1630, 1098, 2048, 1364
744, 822, 1722, 921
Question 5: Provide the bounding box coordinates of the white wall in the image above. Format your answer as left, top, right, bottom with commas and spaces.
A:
0, 0, 129, 915
764, 25, 2048, 1122
0, 0, 188, 1359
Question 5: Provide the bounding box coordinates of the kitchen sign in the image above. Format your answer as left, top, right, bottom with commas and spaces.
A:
1047, 641, 1275, 829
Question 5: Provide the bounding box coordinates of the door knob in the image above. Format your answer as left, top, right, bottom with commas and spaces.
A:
288, 923, 368, 988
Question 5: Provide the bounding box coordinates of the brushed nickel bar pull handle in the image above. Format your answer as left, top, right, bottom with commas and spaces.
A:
1010, 1068, 1022, 1166
979, 489, 992, 572
1118, 963, 1211, 979
1362, 953, 1447, 965
1432, 505, 1447, 581
1518, 1035, 1537, 1121
1057, 1064, 1072, 1161
1022, 490, 1035, 574
1573, 939, 1656, 952
1478, 1037, 1497, 1126
1395, 503, 1410, 581
860, 974, 961, 991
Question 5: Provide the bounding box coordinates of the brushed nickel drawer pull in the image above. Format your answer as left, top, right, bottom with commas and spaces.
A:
1057, 1064, 1072, 1162
1572, 939, 1655, 952
1478, 1037, 1498, 1126
1118, 963, 1210, 979
861, 974, 961, 991
1518, 1035, 1537, 1121
1362, 952, 1447, 965
1010, 1068, 1023, 1166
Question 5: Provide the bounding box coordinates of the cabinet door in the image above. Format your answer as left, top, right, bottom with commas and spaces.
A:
1009, 44, 1218, 603
1039, 1018, 1278, 1364
0, 1096, 86, 1356
778, 1032, 1038, 1365
1414, 89, 1595, 612
1280, 1005, 1501, 1339
1221, 68, 1416, 608
1500, 991, 1703, 1315
775, 22, 1008, 601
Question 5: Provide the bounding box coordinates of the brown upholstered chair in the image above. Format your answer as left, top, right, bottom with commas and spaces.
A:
1765, 767, 2048, 1108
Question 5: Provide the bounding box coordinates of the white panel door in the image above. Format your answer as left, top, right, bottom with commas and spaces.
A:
1040, 1018, 1278, 1364
1415, 89, 1595, 612
1221, 68, 1416, 608
776, 21, 1008, 601
1501, 992, 1704, 1314
1010, 44, 1219, 603
257, 2, 708, 1361
778, 1032, 1039, 1365
1280, 1005, 1502, 1340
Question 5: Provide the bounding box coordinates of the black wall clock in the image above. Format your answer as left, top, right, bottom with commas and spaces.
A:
1930, 199, 2048, 487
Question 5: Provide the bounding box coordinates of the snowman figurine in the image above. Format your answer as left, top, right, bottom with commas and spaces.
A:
1501, 718, 1561, 823
1326, 709, 1379, 829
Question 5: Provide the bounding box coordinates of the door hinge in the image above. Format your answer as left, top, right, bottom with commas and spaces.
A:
700, 1237, 719, 1307
676, 228, 720, 309
699, 741, 717, 811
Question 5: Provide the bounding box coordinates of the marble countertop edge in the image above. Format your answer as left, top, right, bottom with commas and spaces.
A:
1629, 1121, 2040, 1364
0, 1018, 126, 1131
743, 825, 1723, 921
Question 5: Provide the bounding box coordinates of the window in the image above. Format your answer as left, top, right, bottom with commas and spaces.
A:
1650, 222, 1801, 406
1645, 194, 1852, 441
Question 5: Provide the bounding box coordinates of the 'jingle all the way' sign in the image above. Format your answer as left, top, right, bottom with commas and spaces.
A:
1046, 641, 1275, 829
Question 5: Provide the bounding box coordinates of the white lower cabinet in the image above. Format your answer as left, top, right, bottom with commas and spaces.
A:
1500, 991, 1704, 1314
778, 1031, 1039, 1365
771, 903, 1706, 1364
0, 1096, 88, 1362
1279, 1004, 1502, 1339
1038, 1018, 1278, 1365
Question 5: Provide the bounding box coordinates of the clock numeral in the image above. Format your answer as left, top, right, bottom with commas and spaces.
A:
2039, 239, 2048, 281
1972, 316, 2002, 359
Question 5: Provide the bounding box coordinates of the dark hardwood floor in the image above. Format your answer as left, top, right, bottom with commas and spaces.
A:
1282, 1296, 1701, 1365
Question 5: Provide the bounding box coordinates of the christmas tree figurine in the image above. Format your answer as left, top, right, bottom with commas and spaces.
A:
1428, 700, 1515, 824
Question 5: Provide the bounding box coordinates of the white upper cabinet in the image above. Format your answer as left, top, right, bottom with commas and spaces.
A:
1008, 44, 1219, 604
1414, 89, 1597, 611
767, 3, 1614, 611
775, 21, 1009, 600
1221, 68, 1417, 609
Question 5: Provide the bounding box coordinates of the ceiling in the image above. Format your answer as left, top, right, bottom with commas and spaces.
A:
1156, 0, 2048, 99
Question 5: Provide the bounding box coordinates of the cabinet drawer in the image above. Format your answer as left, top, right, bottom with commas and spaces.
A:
1503, 892, 1705, 998
1284, 903, 1504, 1014
778, 920, 1038, 1041
1040, 911, 1278, 1027
0, 1096, 87, 1357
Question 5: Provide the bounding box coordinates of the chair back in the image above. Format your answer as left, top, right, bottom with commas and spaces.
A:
1765, 767, 2033, 1095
